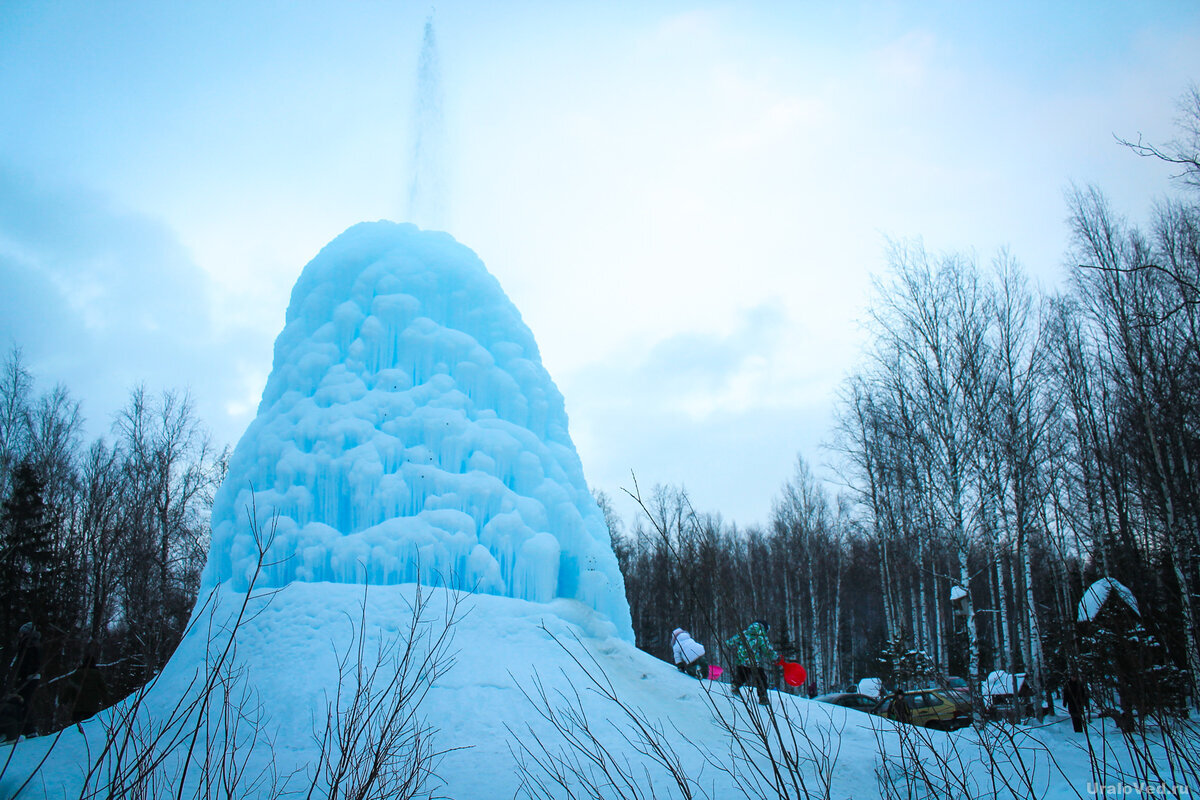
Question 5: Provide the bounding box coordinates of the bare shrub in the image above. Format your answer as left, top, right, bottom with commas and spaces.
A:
509, 626, 841, 800
1075, 706, 1200, 796
69, 503, 289, 800
702, 686, 842, 800
1, 497, 463, 800
509, 626, 700, 800
303, 573, 465, 800
871, 710, 1099, 800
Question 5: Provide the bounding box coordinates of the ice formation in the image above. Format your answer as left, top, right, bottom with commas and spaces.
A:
203, 221, 633, 642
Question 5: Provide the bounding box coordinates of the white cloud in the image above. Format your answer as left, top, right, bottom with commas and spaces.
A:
869, 29, 940, 89
0, 164, 257, 445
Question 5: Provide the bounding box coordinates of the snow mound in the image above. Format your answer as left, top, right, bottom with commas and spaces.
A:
0, 585, 1136, 800
202, 221, 632, 641
982, 670, 1029, 699
4, 585, 893, 800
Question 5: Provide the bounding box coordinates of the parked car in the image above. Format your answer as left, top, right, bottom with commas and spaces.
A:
940, 675, 972, 705
812, 692, 881, 713
875, 689, 973, 731
945, 675, 969, 692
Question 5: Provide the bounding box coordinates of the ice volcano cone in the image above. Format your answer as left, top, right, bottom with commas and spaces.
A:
204, 221, 632, 641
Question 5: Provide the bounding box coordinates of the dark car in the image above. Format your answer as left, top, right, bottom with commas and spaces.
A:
812, 692, 881, 713
939, 676, 972, 705
945, 675, 969, 692
875, 689, 973, 731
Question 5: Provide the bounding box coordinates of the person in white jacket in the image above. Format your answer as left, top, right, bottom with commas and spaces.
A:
671, 628, 707, 679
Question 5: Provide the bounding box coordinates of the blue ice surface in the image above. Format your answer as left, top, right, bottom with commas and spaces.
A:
203, 221, 633, 642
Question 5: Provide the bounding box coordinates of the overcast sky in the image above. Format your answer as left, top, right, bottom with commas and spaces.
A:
2, 1, 1198, 530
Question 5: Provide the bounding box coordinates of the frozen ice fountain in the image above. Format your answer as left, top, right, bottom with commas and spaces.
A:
203, 221, 633, 642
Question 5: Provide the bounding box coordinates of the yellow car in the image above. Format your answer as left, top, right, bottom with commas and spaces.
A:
875, 689, 973, 731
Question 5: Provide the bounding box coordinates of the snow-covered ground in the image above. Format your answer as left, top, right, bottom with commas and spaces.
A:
0, 581, 1174, 799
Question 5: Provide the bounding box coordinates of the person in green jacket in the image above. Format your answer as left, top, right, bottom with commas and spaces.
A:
726, 620, 778, 705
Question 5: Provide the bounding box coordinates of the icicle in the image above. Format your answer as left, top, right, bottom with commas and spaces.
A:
203, 222, 633, 643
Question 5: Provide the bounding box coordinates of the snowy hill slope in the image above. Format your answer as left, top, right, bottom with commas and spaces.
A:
0, 583, 1136, 799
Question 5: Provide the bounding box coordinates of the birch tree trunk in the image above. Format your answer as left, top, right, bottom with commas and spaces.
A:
916, 535, 928, 655
832, 533, 844, 687
958, 547, 979, 694
994, 549, 1011, 672
1020, 530, 1045, 718
936, 572, 948, 675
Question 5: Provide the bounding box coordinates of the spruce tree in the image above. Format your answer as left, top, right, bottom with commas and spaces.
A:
0, 460, 54, 638
879, 628, 935, 691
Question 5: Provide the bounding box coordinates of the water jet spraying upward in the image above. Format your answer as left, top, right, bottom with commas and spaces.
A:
406, 14, 448, 230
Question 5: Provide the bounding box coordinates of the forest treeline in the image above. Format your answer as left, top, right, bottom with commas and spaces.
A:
611, 87, 1200, 718
0, 354, 226, 730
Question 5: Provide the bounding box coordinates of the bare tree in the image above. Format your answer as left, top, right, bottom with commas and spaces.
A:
1069, 186, 1200, 706
865, 243, 992, 692
0, 346, 33, 497
114, 386, 227, 678
1117, 84, 1200, 193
